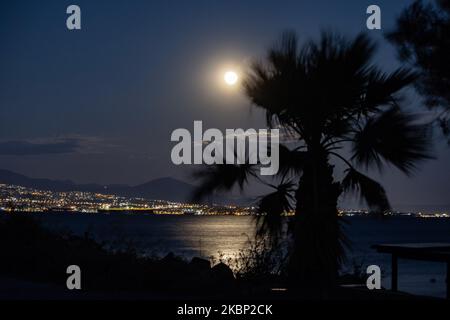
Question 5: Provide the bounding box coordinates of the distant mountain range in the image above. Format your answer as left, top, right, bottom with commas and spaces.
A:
0, 169, 250, 205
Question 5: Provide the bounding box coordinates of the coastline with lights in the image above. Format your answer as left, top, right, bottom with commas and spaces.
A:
0, 183, 448, 218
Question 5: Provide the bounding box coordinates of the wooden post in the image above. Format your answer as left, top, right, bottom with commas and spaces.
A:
391, 254, 398, 292
446, 262, 450, 300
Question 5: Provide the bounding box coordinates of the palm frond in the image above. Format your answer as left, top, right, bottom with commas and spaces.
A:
268, 30, 299, 72
342, 168, 390, 213
361, 68, 417, 113
277, 144, 308, 177
255, 181, 295, 242
352, 107, 433, 175
191, 162, 256, 202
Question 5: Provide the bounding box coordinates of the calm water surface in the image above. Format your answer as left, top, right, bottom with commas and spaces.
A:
38, 214, 450, 298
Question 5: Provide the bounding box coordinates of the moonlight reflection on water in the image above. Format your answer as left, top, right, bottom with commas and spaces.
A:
41, 214, 450, 298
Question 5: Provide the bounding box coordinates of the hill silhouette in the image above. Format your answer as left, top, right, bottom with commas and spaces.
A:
0, 169, 191, 203
0, 169, 248, 205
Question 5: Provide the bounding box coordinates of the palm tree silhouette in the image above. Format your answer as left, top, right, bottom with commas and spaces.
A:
193, 31, 432, 294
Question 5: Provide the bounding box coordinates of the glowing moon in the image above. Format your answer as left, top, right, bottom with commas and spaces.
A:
224, 71, 238, 85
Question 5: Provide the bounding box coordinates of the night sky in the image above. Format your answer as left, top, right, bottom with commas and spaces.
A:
0, 0, 449, 210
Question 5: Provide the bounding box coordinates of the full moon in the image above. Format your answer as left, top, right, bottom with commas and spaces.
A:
224, 71, 238, 85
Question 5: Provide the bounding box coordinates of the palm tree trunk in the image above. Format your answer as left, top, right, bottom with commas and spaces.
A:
289, 151, 342, 296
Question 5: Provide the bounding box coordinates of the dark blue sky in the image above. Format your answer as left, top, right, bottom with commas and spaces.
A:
0, 0, 449, 209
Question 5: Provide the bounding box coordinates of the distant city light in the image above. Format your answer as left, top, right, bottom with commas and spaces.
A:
0, 183, 448, 218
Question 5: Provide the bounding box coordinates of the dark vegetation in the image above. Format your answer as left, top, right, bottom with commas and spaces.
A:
387, 0, 450, 140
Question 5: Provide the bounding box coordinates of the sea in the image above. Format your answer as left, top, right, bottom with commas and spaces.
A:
33, 213, 450, 299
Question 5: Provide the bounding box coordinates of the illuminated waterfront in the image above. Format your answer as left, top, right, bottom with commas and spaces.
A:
0, 183, 255, 215
0, 183, 448, 218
